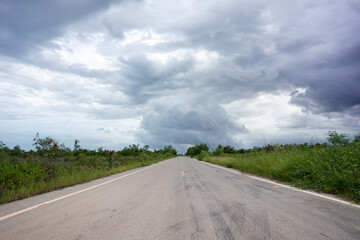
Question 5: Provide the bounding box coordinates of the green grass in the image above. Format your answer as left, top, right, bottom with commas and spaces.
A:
196, 143, 360, 203
0, 137, 178, 205
0, 154, 172, 204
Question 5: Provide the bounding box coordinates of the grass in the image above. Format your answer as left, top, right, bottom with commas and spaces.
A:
195, 142, 360, 203
0, 148, 175, 204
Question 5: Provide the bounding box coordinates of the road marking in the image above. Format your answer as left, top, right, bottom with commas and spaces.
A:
200, 161, 360, 209
180, 171, 184, 176
0, 160, 168, 222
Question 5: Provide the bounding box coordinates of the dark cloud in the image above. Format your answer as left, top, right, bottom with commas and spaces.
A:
288, 53, 360, 114
0, 0, 122, 56
115, 53, 194, 104
138, 104, 248, 149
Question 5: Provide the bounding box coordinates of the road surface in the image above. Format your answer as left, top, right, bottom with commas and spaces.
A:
0, 157, 359, 240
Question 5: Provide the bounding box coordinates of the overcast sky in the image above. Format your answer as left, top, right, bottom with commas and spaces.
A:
1, 0, 359, 152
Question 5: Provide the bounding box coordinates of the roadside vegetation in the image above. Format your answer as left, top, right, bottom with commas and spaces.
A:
2, 131, 359, 204
0, 134, 177, 204
186, 131, 360, 203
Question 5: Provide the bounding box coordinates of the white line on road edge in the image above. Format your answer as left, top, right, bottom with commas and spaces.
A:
200, 161, 360, 209
0, 161, 168, 222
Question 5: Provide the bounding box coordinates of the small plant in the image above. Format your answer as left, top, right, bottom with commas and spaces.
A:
225, 160, 233, 168
107, 151, 114, 168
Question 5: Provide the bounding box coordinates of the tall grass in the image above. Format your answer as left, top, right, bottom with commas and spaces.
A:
196, 142, 360, 203
0, 158, 165, 204
0, 138, 177, 204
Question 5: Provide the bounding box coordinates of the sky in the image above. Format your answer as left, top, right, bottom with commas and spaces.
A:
0, 0, 359, 152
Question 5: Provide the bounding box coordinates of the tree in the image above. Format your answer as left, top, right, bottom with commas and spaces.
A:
33, 133, 59, 151
353, 133, 360, 143
0, 141, 5, 150
142, 145, 150, 152
120, 144, 140, 156
186, 144, 209, 157
32, 133, 65, 159
163, 145, 177, 155
0, 141, 7, 163
213, 145, 224, 156
12, 145, 24, 156
223, 145, 235, 154
327, 131, 350, 146
74, 139, 81, 151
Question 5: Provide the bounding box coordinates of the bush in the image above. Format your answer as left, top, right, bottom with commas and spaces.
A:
213, 145, 224, 156
223, 145, 236, 154
163, 145, 177, 155
185, 144, 209, 157
0, 161, 47, 190
196, 151, 209, 161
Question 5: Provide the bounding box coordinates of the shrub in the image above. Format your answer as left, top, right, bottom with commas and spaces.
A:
196, 151, 209, 161
223, 145, 236, 154
163, 145, 177, 155
185, 144, 209, 157
213, 145, 224, 156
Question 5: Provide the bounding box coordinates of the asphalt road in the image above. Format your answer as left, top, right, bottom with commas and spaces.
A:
1, 157, 359, 240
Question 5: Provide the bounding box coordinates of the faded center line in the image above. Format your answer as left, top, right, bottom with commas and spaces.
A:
180, 171, 184, 177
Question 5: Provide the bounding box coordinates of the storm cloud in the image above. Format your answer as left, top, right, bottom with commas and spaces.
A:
0, 0, 359, 151
0, 0, 123, 56
138, 104, 248, 150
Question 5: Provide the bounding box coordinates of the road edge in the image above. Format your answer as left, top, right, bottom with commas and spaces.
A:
199, 159, 360, 209
0, 159, 172, 222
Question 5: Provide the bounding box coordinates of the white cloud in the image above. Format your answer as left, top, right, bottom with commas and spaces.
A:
51, 33, 119, 71
222, 90, 360, 147
122, 29, 181, 47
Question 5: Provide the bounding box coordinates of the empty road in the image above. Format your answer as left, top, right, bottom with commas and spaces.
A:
1, 157, 359, 240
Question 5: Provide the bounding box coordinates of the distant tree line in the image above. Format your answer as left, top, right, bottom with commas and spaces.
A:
185, 131, 360, 157
1, 133, 177, 159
